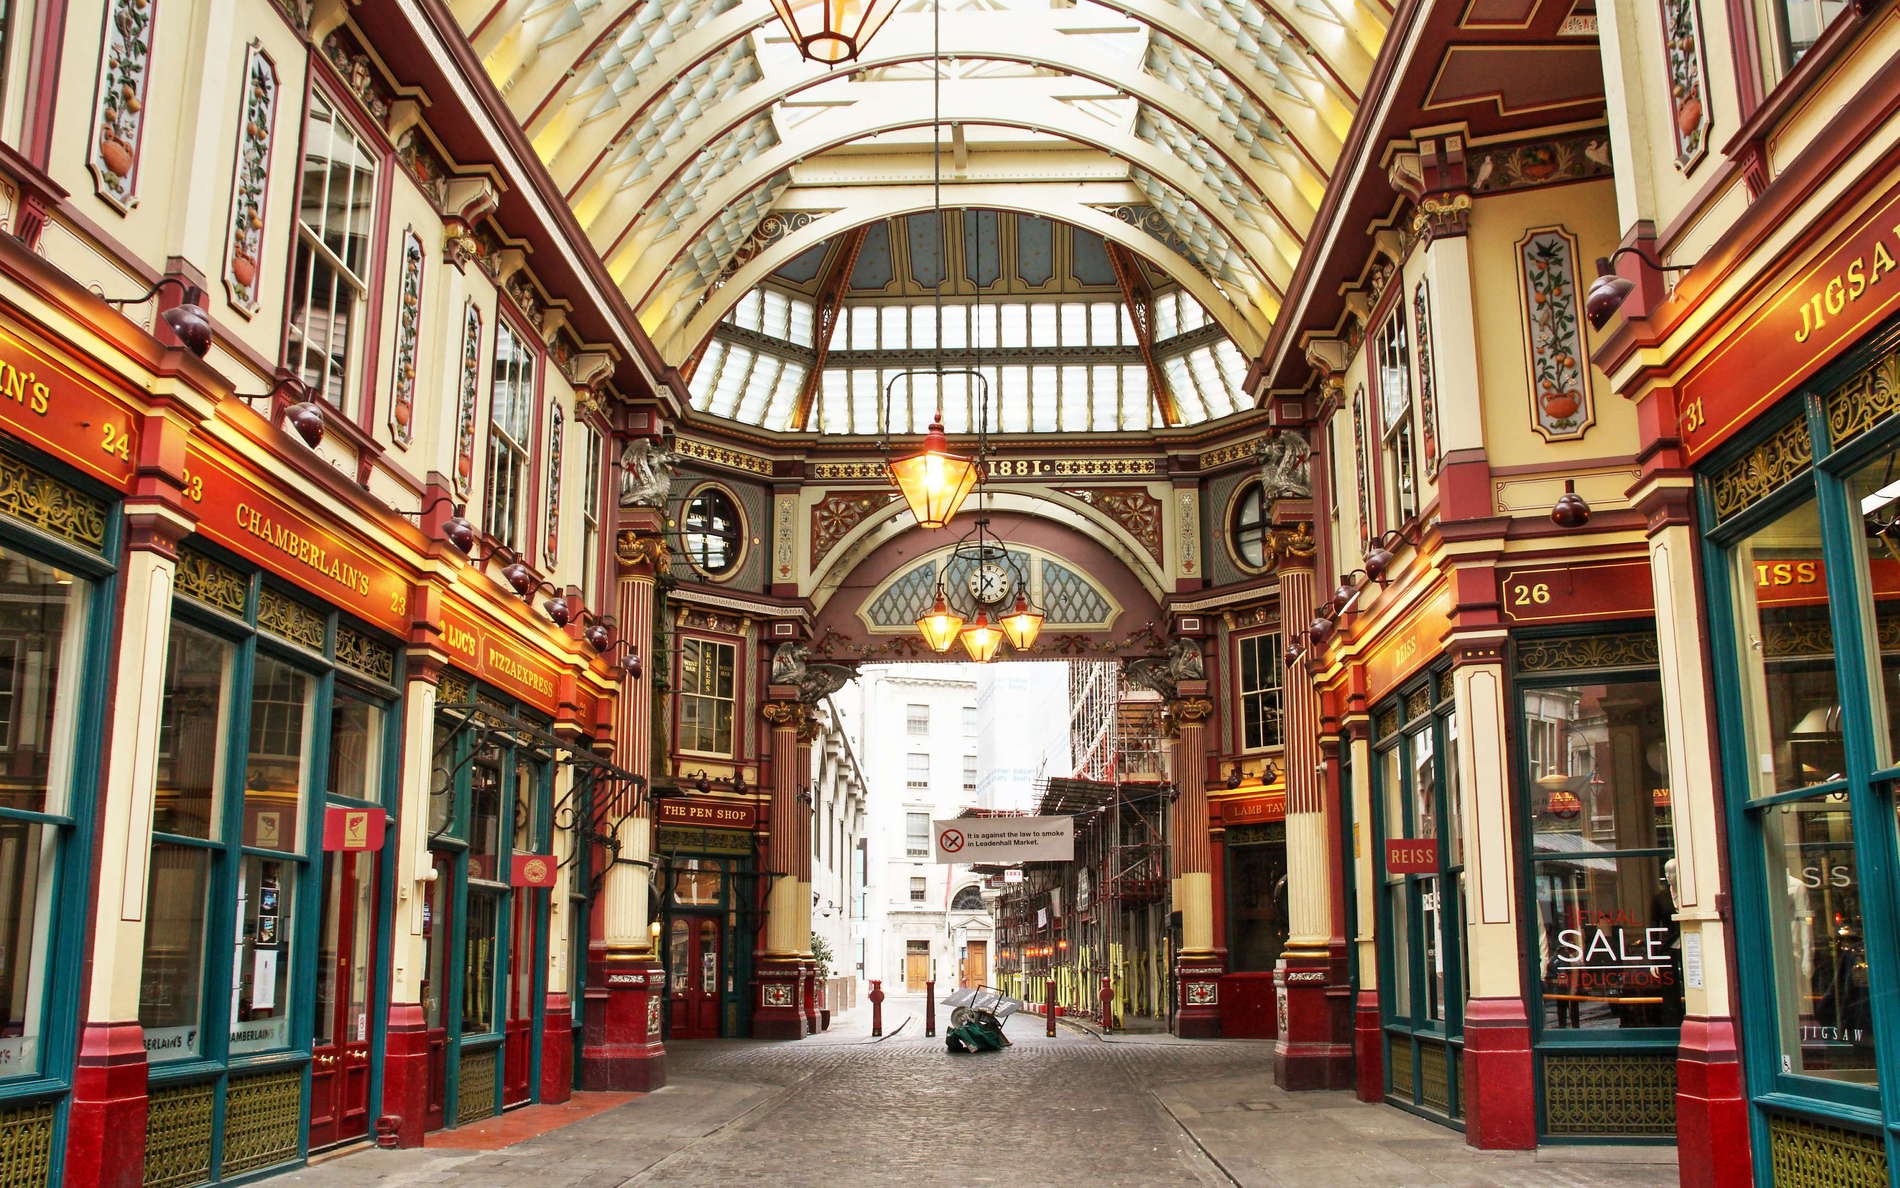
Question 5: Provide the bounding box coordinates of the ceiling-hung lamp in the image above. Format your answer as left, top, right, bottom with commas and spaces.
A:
960, 610, 1004, 663
887, 419, 981, 530
916, 587, 965, 653
768, 0, 900, 64
1000, 591, 1044, 651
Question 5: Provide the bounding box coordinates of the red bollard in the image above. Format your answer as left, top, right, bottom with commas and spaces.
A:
925, 979, 936, 1037
869, 979, 885, 1037
1100, 976, 1114, 1034
1045, 978, 1057, 1037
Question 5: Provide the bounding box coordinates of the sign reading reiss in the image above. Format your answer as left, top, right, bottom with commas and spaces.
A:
932, 816, 1074, 864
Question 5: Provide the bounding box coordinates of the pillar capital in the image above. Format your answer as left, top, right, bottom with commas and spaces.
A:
614, 524, 668, 577
761, 699, 802, 728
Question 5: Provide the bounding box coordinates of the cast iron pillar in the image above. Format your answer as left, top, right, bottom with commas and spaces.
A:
580, 506, 667, 1091
1169, 676, 1222, 1037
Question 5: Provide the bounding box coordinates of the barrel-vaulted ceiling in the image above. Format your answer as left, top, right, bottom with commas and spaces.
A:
452, 0, 1385, 382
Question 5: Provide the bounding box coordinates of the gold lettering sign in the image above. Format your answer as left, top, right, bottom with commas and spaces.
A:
1795, 225, 1900, 344
234, 502, 373, 596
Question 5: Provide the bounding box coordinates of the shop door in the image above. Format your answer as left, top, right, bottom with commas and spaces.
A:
905, 941, 930, 991
310, 849, 378, 1149
422, 851, 455, 1132
503, 889, 538, 1105
961, 941, 987, 988
667, 916, 722, 1038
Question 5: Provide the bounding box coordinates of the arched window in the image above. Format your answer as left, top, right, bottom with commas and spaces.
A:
1231, 481, 1270, 570
682, 487, 743, 576
950, 885, 984, 911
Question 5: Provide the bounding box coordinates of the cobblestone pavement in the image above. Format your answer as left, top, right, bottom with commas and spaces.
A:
276, 998, 1679, 1188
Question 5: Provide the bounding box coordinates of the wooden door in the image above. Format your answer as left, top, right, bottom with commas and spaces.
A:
503, 889, 537, 1105
667, 916, 723, 1038
905, 946, 930, 991
960, 941, 987, 989
310, 849, 377, 1150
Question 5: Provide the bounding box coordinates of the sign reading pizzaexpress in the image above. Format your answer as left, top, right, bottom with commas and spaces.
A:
438, 604, 562, 711
0, 327, 139, 489
182, 445, 411, 635
1679, 181, 1900, 461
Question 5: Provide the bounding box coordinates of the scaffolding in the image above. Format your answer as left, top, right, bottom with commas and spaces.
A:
996, 672, 1173, 1028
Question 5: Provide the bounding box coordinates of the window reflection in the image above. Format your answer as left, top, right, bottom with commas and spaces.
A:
230, 856, 294, 1053
1764, 801, 1874, 1081
139, 843, 211, 1061
1730, 498, 1845, 795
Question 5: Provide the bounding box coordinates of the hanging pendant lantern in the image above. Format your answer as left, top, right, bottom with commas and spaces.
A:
916, 588, 966, 653
960, 611, 1003, 663
1000, 592, 1044, 652
768, 0, 901, 64
887, 420, 981, 530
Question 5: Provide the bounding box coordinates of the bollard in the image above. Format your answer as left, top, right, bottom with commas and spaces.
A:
869, 979, 885, 1037
925, 979, 936, 1037
1100, 976, 1114, 1035
1045, 978, 1057, 1037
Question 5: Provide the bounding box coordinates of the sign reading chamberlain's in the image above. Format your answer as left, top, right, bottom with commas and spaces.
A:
933, 815, 1074, 864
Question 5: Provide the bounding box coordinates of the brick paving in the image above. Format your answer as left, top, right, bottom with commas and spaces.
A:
274, 997, 1679, 1187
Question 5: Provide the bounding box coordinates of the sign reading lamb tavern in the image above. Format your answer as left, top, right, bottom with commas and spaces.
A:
933, 816, 1074, 864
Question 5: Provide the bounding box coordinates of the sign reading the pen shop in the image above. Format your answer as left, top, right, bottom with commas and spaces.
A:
657, 798, 757, 830
437, 604, 563, 711
182, 444, 410, 635
1679, 180, 1900, 462
0, 326, 139, 488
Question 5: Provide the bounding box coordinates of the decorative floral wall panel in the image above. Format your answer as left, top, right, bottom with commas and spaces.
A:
387, 230, 424, 446
1660, 0, 1712, 169
1517, 228, 1596, 442
1353, 384, 1373, 545
89, 0, 160, 210
454, 302, 482, 499
543, 403, 564, 567
1412, 282, 1442, 478
223, 42, 278, 314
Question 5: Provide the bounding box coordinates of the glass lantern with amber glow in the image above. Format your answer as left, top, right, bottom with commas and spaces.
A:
886, 421, 981, 530
959, 611, 1004, 663
767, 0, 902, 63
915, 589, 965, 653
1000, 592, 1044, 651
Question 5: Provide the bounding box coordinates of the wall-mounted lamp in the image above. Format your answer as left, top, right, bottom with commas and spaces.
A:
106, 277, 212, 357
1585, 247, 1698, 331
1362, 527, 1420, 584
1551, 479, 1592, 528
399, 493, 476, 555
233, 374, 327, 448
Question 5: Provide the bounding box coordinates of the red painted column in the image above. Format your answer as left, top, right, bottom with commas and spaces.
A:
379, 1002, 431, 1148
1462, 997, 1535, 1149
1353, 990, 1383, 1102
752, 691, 809, 1038
580, 506, 666, 1090
1169, 676, 1222, 1038
540, 992, 573, 1104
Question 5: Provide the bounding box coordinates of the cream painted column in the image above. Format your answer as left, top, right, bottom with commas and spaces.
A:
578, 505, 667, 1089
1168, 678, 1220, 1037
1276, 536, 1349, 1088
379, 644, 442, 1148
1644, 478, 1747, 1182
1449, 636, 1535, 1149
68, 500, 194, 1183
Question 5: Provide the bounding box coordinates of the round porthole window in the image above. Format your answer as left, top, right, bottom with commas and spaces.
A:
1230, 481, 1270, 571
682, 487, 744, 577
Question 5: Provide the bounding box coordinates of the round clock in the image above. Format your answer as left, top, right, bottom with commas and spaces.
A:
968, 561, 1014, 605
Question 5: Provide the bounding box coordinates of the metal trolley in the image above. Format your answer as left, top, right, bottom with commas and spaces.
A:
941, 986, 1023, 1052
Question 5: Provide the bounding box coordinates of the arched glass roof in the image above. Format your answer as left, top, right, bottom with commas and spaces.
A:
685, 211, 1250, 431
454, 0, 1385, 384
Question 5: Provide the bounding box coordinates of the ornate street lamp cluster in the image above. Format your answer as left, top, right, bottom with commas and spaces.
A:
874, 0, 1044, 663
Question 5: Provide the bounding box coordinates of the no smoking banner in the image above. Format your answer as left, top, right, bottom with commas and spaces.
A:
931, 815, 1074, 863
937, 828, 965, 854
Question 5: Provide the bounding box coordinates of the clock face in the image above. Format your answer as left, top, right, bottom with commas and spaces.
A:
968, 561, 1013, 605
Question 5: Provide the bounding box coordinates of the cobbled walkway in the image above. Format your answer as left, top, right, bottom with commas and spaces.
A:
274, 998, 1679, 1187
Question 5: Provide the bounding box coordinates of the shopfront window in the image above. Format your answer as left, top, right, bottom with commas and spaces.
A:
231, 856, 294, 1053
1846, 449, 1900, 767
1522, 676, 1682, 1033
0, 546, 90, 1080
1376, 680, 1464, 1035
245, 655, 312, 852
462, 892, 500, 1036
1763, 799, 1872, 1078
678, 638, 736, 756
1226, 824, 1287, 972
328, 694, 383, 803
155, 624, 233, 838
139, 843, 211, 1060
